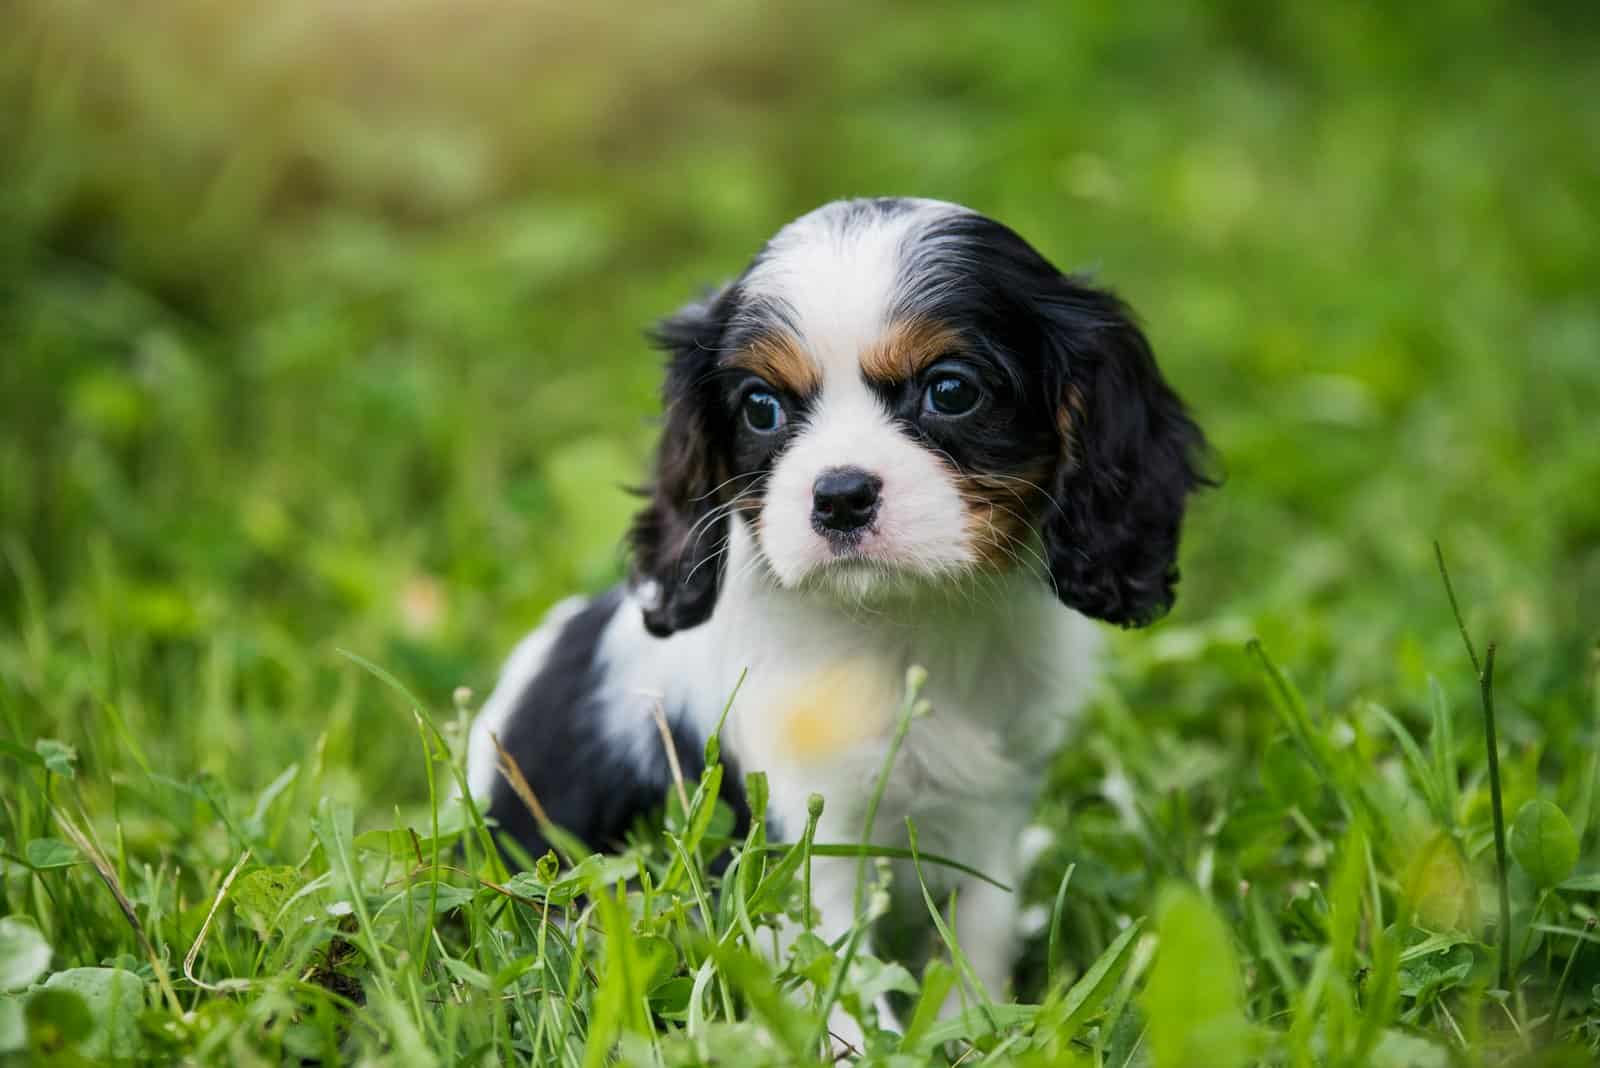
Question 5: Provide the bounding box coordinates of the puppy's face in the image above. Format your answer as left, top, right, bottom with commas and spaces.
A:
722, 204, 1061, 599
630, 198, 1208, 636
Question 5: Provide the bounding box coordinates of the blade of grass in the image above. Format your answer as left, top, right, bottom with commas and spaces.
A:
1434, 544, 1511, 992
1549, 917, 1595, 1042
906, 819, 1000, 1031
1368, 701, 1449, 827
1046, 862, 1076, 984
899, 958, 957, 1052
1429, 677, 1459, 828
337, 648, 504, 877
1249, 892, 1300, 1003
854, 664, 929, 915
54, 810, 182, 1013
1481, 643, 1511, 990
1048, 916, 1145, 1040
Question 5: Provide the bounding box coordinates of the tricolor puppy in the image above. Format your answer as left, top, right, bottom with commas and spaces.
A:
467, 197, 1206, 1019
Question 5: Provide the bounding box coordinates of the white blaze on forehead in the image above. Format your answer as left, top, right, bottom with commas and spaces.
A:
740, 199, 965, 384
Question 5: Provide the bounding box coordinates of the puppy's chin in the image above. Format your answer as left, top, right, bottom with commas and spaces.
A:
759, 530, 979, 605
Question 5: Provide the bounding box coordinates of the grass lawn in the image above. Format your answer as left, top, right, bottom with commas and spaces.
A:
3, 1, 1599, 1064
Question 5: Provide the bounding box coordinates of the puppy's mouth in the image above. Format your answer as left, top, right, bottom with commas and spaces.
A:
818, 525, 872, 557
790, 526, 967, 590
812, 522, 897, 567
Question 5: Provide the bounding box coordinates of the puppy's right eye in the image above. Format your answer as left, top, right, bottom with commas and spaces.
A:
742, 390, 787, 434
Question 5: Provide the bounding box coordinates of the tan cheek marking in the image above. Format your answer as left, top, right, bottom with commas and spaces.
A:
728, 333, 821, 397
860, 319, 965, 384
778, 659, 898, 762
962, 383, 1080, 567
957, 463, 1054, 569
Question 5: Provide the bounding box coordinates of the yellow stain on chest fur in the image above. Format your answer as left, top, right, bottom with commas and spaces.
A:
778, 659, 899, 762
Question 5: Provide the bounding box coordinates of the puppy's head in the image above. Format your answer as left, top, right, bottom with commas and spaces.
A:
629, 198, 1209, 636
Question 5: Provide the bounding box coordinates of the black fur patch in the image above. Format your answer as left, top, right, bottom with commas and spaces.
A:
627, 289, 740, 638
486, 588, 749, 865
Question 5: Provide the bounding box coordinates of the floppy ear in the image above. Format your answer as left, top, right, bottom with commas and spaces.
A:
627, 287, 735, 638
1043, 284, 1210, 627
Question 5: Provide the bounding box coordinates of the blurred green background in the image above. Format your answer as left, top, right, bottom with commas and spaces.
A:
3, 0, 1598, 819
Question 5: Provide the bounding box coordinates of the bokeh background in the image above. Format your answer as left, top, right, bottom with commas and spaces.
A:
4, 1, 1598, 829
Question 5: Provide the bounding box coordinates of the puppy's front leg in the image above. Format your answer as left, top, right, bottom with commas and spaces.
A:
940, 819, 1024, 1016
948, 869, 1019, 1007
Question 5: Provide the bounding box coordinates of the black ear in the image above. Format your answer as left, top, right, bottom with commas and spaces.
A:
627, 287, 735, 637
1043, 284, 1210, 627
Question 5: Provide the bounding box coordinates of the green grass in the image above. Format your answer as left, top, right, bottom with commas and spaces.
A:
3, 0, 1600, 1063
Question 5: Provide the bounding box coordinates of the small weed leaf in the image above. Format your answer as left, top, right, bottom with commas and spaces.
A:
0, 920, 51, 992
440, 956, 491, 991
1369, 1029, 1452, 1068
1398, 944, 1474, 1005
1559, 873, 1600, 892
21, 989, 92, 1055
0, 996, 23, 1054
746, 838, 808, 915
506, 852, 634, 905
38, 967, 145, 1059
1144, 884, 1253, 1068
232, 866, 308, 938
1510, 799, 1579, 888
633, 935, 679, 996
1401, 833, 1475, 932
353, 826, 462, 860
1397, 929, 1482, 964
911, 1003, 1039, 1053
840, 956, 917, 1018
647, 976, 696, 1020
33, 739, 77, 779
786, 931, 836, 990
23, 838, 78, 870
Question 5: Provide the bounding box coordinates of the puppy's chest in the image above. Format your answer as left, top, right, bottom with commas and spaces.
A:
752, 655, 904, 765
723, 630, 1054, 788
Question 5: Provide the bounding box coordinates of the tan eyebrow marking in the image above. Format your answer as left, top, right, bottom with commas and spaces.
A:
726, 332, 822, 396
860, 319, 966, 384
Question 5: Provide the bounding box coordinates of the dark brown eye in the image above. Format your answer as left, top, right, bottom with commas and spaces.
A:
924, 373, 981, 416
742, 390, 786, 433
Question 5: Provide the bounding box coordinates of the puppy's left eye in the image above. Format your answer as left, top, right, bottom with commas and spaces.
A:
924, 373, 981, 416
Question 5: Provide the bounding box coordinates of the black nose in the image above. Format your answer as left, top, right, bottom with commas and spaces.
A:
812, 467, 882, 533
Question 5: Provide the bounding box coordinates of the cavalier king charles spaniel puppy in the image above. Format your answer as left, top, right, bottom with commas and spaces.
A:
466, 197, 1206, 1032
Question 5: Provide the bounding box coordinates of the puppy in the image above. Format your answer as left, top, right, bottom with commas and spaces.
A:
466, 197, 1206, 1033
